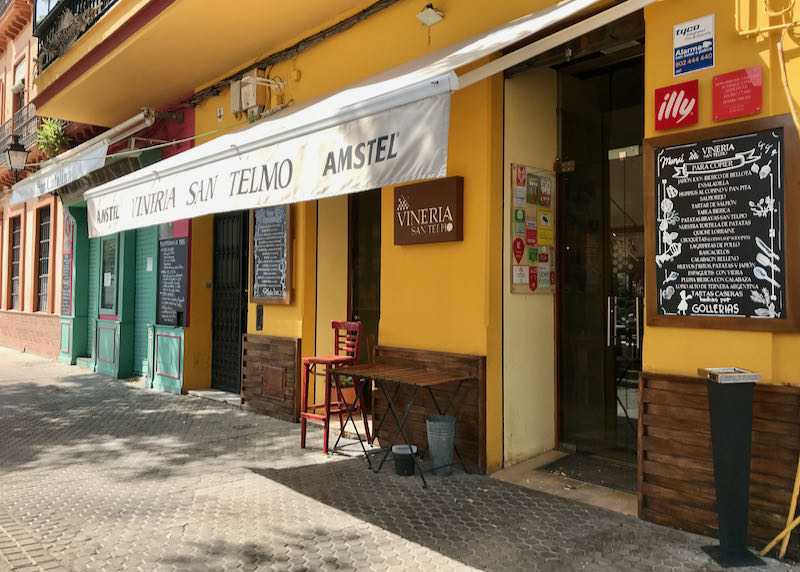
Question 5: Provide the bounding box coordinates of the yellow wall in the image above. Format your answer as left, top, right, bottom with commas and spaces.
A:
193, 93, 318, 352
379, 72, 504, 471
187, 1, 514, 471
182, 214, 213, 390
37, 0, 591, 127
643, 0, 800, 384
502, 68, 558, 465
315, 195, 349, 356
314, 195, 349, 399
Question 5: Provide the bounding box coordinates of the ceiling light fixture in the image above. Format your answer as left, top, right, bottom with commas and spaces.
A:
417, 4, 443, 26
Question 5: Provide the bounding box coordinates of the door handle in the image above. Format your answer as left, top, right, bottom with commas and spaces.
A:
635, 297, 641, 350
606, 296, 612, 347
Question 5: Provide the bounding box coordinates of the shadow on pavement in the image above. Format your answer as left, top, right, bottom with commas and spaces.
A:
0, 372, 326, 479
248, 458, 729, 572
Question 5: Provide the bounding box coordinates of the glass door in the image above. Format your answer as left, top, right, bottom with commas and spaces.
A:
608, 150, 644, 453
557, 59, 644, 459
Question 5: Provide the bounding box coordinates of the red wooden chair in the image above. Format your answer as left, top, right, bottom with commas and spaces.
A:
299, 320, 372, 453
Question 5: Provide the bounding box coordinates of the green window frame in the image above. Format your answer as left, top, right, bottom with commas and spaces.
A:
99, 235, 118, 316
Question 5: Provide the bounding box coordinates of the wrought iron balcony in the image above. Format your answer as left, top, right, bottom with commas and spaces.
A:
34, 0, 119, 72
0, 104, 41, 168
0, 119, 12, 163
14, 103, 40, 149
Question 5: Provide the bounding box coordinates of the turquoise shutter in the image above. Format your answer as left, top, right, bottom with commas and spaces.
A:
133, 227, 157, 375
87, 237, 100, 357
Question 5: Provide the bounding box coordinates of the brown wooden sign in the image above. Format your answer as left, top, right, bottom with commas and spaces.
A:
644, 114, 800, 331
394, 176, 463, 245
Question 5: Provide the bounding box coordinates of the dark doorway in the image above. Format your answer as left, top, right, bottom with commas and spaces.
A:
349, 189, 381, 365
557, 53, 644, 461
212, 211, 248, 393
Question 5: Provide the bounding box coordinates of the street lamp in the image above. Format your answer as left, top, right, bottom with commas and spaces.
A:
5, 135, 28, 181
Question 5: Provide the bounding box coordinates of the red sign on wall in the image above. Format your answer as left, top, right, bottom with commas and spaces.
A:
655, 80, 698, 131
713, 66, 762, 121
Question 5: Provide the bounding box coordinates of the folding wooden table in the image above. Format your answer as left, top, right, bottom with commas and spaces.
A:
329, 362, 473, 488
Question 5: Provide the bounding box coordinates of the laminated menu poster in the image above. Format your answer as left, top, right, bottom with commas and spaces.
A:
646, 115, 800, 331
510, 164, 556, 295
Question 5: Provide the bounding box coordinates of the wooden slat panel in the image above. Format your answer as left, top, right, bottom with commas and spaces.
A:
642, 507, 717, 538
643, 387, 708, 409
641, 482, 715, 511
240, 334, 300, 422
646, 403, 712, 425
639, 371, 800, 559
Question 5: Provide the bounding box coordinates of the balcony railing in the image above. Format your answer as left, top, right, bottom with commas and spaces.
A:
0, 119, 12, 163
34, 0, 119, 72
0, 103, 42, 169
14, 103, 40, 149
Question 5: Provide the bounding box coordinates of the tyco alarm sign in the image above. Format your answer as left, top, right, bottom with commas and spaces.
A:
673, 14, 714, 76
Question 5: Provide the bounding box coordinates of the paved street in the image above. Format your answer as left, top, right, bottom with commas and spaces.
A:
0, 347, 795, 572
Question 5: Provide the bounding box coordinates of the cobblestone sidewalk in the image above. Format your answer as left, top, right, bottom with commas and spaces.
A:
0, 347, 795, 571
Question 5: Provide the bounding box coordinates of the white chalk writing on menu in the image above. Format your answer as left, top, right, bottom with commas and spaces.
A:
655, 127, 785, 319
252, 206, 288, 300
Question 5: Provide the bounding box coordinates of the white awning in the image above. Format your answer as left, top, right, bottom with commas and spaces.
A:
10, 109, 155, 205
84, 0, 654, 237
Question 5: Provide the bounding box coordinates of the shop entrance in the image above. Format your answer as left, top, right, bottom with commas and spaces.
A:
211, 211, 249, 393
557, 51, 644, 462
349, 189, 381, 365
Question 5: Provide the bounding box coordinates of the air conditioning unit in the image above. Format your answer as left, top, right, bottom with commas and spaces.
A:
241, 69, 266, 113
230, 79, 242, 115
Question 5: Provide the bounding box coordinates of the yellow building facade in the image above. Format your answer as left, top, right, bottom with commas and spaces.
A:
29, 0, 800, 552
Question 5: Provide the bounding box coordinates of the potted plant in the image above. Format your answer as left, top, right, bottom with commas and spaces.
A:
37, 118, 71, 159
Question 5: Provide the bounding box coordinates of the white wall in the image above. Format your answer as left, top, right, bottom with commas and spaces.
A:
503, 67, 558, 465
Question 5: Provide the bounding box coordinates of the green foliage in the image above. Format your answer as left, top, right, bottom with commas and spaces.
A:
37, 118, 71, 159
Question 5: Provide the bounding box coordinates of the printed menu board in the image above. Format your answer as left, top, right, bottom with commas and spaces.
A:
157, 237, 189, 326
647, 116, 799, 330
250, 206, 291, 304
61, 215, 74, 316
510, 164, 556, 295
61, 252, 72, 315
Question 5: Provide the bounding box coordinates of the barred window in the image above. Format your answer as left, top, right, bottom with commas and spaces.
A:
10, 216, 21, 309
37, 206, 50, 311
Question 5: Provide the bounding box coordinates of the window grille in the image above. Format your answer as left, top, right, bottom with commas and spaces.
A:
37, 206, 50, 311
10, 216, 21, 309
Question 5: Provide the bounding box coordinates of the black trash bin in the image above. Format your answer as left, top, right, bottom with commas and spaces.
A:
699, 367, 763, 568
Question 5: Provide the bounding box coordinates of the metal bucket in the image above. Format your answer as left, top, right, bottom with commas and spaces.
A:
426, 415, 456, 476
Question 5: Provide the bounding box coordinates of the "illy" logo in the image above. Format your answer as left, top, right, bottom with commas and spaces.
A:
655, 80, 698, 131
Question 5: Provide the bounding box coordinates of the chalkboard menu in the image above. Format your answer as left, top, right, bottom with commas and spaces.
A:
158, 237, 189, 326
250, 206, 291, 304
646, 115, 799, 331
61, 252, 72, 315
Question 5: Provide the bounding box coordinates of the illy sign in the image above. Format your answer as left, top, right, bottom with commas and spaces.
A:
655, 79, 698, 131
